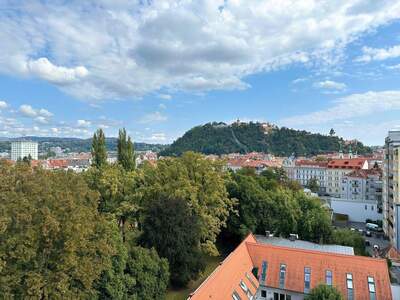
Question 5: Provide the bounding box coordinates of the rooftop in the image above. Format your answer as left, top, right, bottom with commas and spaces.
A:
327, 158, 368, 169
189, 234, 392, 300
255, 235, 354, 255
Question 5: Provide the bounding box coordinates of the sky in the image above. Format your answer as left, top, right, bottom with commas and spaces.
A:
1, 1, 400, 145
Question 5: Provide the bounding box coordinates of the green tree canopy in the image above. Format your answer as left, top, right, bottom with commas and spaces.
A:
140, 197, 205, 287
305, 284, 343, 300
332, 228, 366, 256
92, 128, 108, 168
138, 152, 234, 255
117, 128, 136, 172
306, 177, 319, 193
0, 162, 117, 299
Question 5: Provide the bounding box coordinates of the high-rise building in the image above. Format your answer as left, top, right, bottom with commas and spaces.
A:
383, 130, 400, 250
11, 140, 38, 161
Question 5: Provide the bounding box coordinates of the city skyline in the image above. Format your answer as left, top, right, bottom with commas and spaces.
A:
1, 1, 400, 145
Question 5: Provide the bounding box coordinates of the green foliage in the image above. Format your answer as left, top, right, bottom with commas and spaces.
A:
92, 129, 108, 168
117, 128, 136, 172
138, 152, 234, 255
140, 197, 205, 287
0, 162, 117, 299
125, 246, 169, 299
305, 284, 343, 300
160, 122, 371, 156
306, 177, 319, 193
225, 169, 332, 243
84, 164, 138, 242
332, 229, 366, 256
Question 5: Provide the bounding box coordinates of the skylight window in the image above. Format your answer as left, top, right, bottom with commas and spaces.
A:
346, 273, 354, 300
279, 264, 286, 289
368, 276, 376, 300
232, 290, 242, 300
304, 267, 311, 293
260, 261, 268, 284
325, 270, 332, 286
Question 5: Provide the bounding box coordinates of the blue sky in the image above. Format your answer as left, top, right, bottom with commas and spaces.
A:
1, 1, 400, 145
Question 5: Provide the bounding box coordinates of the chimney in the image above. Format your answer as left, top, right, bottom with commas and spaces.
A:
289, 233, 298, 241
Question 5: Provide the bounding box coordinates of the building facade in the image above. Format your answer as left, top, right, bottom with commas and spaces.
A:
189, 234, 393, 300
383, 130, 400, 251
11, 140, 38, 161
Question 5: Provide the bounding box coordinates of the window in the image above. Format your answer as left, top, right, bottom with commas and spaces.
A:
346, 273, 354, 300
246, 272, 257, 290
325, 270, 332, 286
371, 206, 374, 211
368, 276, 376, 300
365, 205, 367, 210
232, 291, 241, 300
304, 267, 311, 293
261, 290, 267, 298
260, 261, 268, 283
279, 264, 286, 289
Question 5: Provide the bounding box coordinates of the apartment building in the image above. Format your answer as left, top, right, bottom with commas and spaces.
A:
10, 140, 38, 161
331, 169, 383, 222
189, 234, 392, 300
383, 130, 400, 251
326, 158, 369, 197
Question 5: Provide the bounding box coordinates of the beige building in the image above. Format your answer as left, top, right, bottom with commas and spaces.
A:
383, 130, 400, 251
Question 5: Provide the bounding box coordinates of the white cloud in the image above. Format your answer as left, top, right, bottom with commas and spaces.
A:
158, 94, 172, 100
0, 100, 8, 109
387, 63, 400, 70
139, 111, 167, 124
281, 90, 400, 126
19, 104, 37, 118
27, 57, 88, 84
355, 45, 400, 62
158, 103, 167, 110
1, 1, 399, 100
313, 80, 347, 91
19, 104, 54, 124
76, 119, 91, 128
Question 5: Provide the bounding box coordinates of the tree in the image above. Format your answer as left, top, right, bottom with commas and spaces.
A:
305, 284, 343, 300
117, 128, 136, 172
92, 128, 108, 168
331, 229, 366, 256
138, 152, 234, 255
84, 164, 138, 242
306, 177, 319, 193
0, 162, 117, 298
125, 246, 169, 299
329, 128, 336, 136
140, 197, 205, 287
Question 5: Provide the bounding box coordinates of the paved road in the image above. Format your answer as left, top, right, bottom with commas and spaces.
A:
333, 221, 389, 256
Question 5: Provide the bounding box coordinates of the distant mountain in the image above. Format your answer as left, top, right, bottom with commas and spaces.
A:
160, 122, 372, 157
0, 136, 167, 153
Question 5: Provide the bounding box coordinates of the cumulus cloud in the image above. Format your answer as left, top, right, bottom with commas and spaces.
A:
158, 94, 172, 100
0, 1, 399, 100
19, 104, 53, 120
355, 45, 400, 62
26, 57, 88, 84
0, 101, 8, 110
313, 80, 347, 91
281, 90, 400, 126
139, 111, 167, 124
76, 119, 91, 128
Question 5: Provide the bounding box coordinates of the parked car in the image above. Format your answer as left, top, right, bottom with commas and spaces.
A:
366, 231, 372, 237
365, 240, 371, 246
366, 223, 379, 231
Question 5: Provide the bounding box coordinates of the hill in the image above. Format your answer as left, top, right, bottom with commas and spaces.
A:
160, 122, 371, 156
0, 137, 167, 154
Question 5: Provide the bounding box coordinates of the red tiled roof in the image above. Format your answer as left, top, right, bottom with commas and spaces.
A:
189, 234, 392, 300
327, 158, 367, 169
47, 159, 69, 168
189, 235, 259, 300
295, 160, 328, 168
345, 168, 382, 179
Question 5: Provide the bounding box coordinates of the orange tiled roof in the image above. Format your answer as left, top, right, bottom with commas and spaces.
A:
345, 168, 382, 179
295, 160, 328, 168
189, 235, 259, 300
327, 158, 367, 169
189, 234, 392, 300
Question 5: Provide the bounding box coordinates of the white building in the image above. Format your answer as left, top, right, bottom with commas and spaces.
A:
383, 130, 400, 251
11, 140, 38, 161
326, 158, 369, 197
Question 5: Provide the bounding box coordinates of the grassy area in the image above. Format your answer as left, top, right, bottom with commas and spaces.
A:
166, 256, 223, 300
